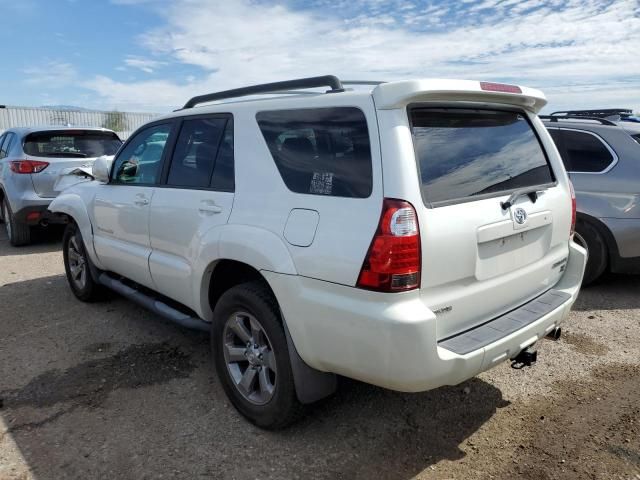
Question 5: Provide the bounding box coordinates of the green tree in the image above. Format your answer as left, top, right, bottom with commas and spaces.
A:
102, 111, 127, 132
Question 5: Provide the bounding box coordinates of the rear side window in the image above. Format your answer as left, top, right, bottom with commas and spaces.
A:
167, 116, 234, 190
561, 130, 615, 173
0, 133, 16, 159
410, 108, 554, 206
23, 130, 122, 158
256, 107, 372, 198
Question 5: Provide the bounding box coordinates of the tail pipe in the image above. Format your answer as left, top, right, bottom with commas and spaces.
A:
546, 327, 562, 341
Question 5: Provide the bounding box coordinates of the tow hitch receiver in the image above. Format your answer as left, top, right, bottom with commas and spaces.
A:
511, 348, 538, 369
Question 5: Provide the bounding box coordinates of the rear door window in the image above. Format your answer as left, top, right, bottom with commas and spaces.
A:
23, 130, 122, 158
410, 108, 555, 206
560, 130, 616, 173
256, 107, 372, 198
166, 116, 229, 189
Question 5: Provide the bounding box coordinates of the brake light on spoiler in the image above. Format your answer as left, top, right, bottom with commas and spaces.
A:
480, 82, 522, 94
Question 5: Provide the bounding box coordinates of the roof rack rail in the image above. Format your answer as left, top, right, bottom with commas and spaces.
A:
182, 75, 345, 109
539, 115, 618, 126
550, 108, 633, 118
341, 80, 387, 86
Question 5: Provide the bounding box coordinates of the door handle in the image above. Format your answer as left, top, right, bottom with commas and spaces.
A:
134, 194, 149, 206
199, 201, 222, 214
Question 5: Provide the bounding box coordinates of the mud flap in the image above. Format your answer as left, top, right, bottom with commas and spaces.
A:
282, 317, 337, 404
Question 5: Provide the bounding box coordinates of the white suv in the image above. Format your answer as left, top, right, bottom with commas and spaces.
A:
49, 76, 586, 429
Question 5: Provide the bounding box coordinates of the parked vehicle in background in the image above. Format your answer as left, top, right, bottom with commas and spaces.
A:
50, 76, 586, 428
550, 109, 640, 142
0, 127, 122, 245
542, 114, 640, 284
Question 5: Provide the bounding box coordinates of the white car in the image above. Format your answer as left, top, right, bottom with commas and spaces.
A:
49, 76, 586, 429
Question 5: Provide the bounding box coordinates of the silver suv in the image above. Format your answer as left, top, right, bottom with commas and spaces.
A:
0, 127, 122, 245
542, 114, 640, 284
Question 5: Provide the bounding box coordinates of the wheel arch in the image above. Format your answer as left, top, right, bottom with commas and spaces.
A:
201, 258, 336, 405
575, 211, 619, 268
49, 193, 105, 270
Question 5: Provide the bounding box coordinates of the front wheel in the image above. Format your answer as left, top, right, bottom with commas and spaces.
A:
63, 223, 106, 302
211, 281, 302, 429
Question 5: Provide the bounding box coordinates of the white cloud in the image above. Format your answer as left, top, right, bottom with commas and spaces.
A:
123, 55, 167, 73
85, 0, 640, 112
23, 61, 77, 88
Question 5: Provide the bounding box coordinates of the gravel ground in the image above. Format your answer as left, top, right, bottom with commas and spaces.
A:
0, 226, 639, 480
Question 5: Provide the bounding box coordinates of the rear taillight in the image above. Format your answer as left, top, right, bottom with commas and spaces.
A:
10, 160, 49, 174
357, 198, 421, 292
569, 180, 576, 236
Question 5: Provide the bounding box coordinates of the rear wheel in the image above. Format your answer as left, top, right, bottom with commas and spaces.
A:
63, 223, 106, 302
211, 281, 302, 429
2, 199, 31, 246
574, 220, 607, 285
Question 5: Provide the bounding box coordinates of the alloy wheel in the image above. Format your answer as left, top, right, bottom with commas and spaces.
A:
67, 234, 88, 290
222, 311, 277, 405
3, 202, 11, 240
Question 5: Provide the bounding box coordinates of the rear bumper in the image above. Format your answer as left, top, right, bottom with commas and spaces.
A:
14, 205, 68, 225
265, 241, 586, 392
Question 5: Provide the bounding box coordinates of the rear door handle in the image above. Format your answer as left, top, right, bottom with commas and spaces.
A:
199, 201, 222, 214
134, 196, 149, 206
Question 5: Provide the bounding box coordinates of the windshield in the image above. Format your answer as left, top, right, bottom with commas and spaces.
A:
24, 130, 122, 158
410, 108, 555, 206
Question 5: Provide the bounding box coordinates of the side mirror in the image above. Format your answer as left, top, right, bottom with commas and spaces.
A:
92, 155, 113, 183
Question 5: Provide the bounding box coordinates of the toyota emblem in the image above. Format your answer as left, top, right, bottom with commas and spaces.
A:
513, 207, 528, 225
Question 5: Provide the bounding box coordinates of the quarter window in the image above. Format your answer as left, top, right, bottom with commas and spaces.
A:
112, 123, 171, 184
256, 107, 373, 198
561, 130, 615, 173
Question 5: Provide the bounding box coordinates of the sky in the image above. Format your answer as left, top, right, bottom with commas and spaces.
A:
0, 0, 638, 114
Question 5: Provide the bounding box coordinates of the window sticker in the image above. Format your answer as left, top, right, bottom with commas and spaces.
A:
310, 172, 334, 195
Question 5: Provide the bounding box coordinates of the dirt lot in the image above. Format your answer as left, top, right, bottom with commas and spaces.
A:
1, 227, 639, 480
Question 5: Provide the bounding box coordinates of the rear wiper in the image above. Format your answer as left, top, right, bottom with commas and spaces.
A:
500, 187, 545, 210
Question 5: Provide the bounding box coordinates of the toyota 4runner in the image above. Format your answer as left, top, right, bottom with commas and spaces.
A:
49, 76, 586, 428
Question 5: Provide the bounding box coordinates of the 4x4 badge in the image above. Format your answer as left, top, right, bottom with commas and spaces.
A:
513, 207, 528, 225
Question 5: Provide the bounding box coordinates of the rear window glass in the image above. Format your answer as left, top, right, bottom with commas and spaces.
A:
256, 107, 372, 198
411, 108, 554, 206
23, 130, 122, 158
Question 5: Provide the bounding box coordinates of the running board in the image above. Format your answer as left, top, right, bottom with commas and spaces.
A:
98, 273, 209, 332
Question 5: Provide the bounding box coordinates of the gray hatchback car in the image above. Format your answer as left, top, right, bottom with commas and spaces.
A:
542, 114, 640, 284
0, 127, 121, 246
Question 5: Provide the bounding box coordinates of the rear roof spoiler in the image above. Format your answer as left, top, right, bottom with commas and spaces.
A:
372, 79, 547, 113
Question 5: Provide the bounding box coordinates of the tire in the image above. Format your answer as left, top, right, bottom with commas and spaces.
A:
211, 281, 303, 429
2, 198, 31, 246
62, 222, 106, 302
574, 220, 608, 285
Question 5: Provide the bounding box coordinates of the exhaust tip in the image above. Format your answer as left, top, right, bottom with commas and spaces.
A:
546, 327, 561, 341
